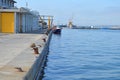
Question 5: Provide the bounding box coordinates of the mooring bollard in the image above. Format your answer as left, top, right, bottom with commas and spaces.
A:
30, 43, 39, 54
14, 67, 24, 72
33, 47, 39, 54
42, 38, 46, 42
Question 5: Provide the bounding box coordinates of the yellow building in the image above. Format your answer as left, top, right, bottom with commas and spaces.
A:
0, 12, 14, 33
0, 8, 39, 33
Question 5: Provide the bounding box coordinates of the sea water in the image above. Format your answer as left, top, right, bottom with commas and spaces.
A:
42, 29, 120, 80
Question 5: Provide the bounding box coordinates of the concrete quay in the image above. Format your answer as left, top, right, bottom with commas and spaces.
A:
0, 31, 48, 80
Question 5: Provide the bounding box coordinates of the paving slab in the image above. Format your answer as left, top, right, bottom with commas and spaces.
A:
0, 32, 48, 80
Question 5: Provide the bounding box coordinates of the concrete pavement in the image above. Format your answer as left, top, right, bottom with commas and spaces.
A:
0, 32, 48, 80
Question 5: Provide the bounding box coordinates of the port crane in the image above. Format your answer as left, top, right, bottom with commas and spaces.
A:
39, 15, 53, 29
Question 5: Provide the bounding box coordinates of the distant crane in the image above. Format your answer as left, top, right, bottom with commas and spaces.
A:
39, 15, 53, 29
68, 14, 74, 28
68, 20, 73, 28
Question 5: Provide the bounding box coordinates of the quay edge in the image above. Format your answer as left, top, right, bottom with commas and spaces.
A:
24, 31, 52, 80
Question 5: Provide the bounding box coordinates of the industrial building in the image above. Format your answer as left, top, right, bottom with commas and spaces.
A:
0, 0, 40, 33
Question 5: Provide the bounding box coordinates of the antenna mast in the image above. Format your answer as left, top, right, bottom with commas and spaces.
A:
26, 2, 28, 8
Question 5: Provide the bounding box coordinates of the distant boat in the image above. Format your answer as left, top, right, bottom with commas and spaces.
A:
52, 26, 61, 34
59, 24, 67, 28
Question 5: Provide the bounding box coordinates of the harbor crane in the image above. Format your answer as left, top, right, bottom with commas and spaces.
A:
39, 15, 53, 30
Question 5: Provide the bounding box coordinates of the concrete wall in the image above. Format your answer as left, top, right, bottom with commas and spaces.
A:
24, 31, 52, 80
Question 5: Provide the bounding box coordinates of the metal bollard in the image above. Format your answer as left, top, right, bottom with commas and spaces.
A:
42, 38, 46, 42
30, 43, 39, 54
33, 47, 39, 54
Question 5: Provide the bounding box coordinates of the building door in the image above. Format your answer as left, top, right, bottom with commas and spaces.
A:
1, 12, 14, 33
0, 13, 2, 32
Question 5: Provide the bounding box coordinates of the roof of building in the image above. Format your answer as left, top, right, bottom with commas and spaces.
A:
0, 8, 38, 16
0, 8, 28, 13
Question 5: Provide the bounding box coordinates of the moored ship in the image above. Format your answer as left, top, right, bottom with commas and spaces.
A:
52, 26, 61, 34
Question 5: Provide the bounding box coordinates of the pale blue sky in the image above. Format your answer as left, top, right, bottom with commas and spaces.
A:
16, 0, 120, 26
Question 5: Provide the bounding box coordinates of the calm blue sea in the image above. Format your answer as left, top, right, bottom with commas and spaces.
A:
42, 29, 120, 80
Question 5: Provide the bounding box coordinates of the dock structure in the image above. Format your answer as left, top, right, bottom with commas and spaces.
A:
0, 30, 52, 80
0, 0, 53, 79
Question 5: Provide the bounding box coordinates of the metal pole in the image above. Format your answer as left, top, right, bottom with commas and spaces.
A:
48, 16, 51, 30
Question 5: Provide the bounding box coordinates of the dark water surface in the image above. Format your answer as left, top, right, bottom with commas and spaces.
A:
42, 29, 120, 80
